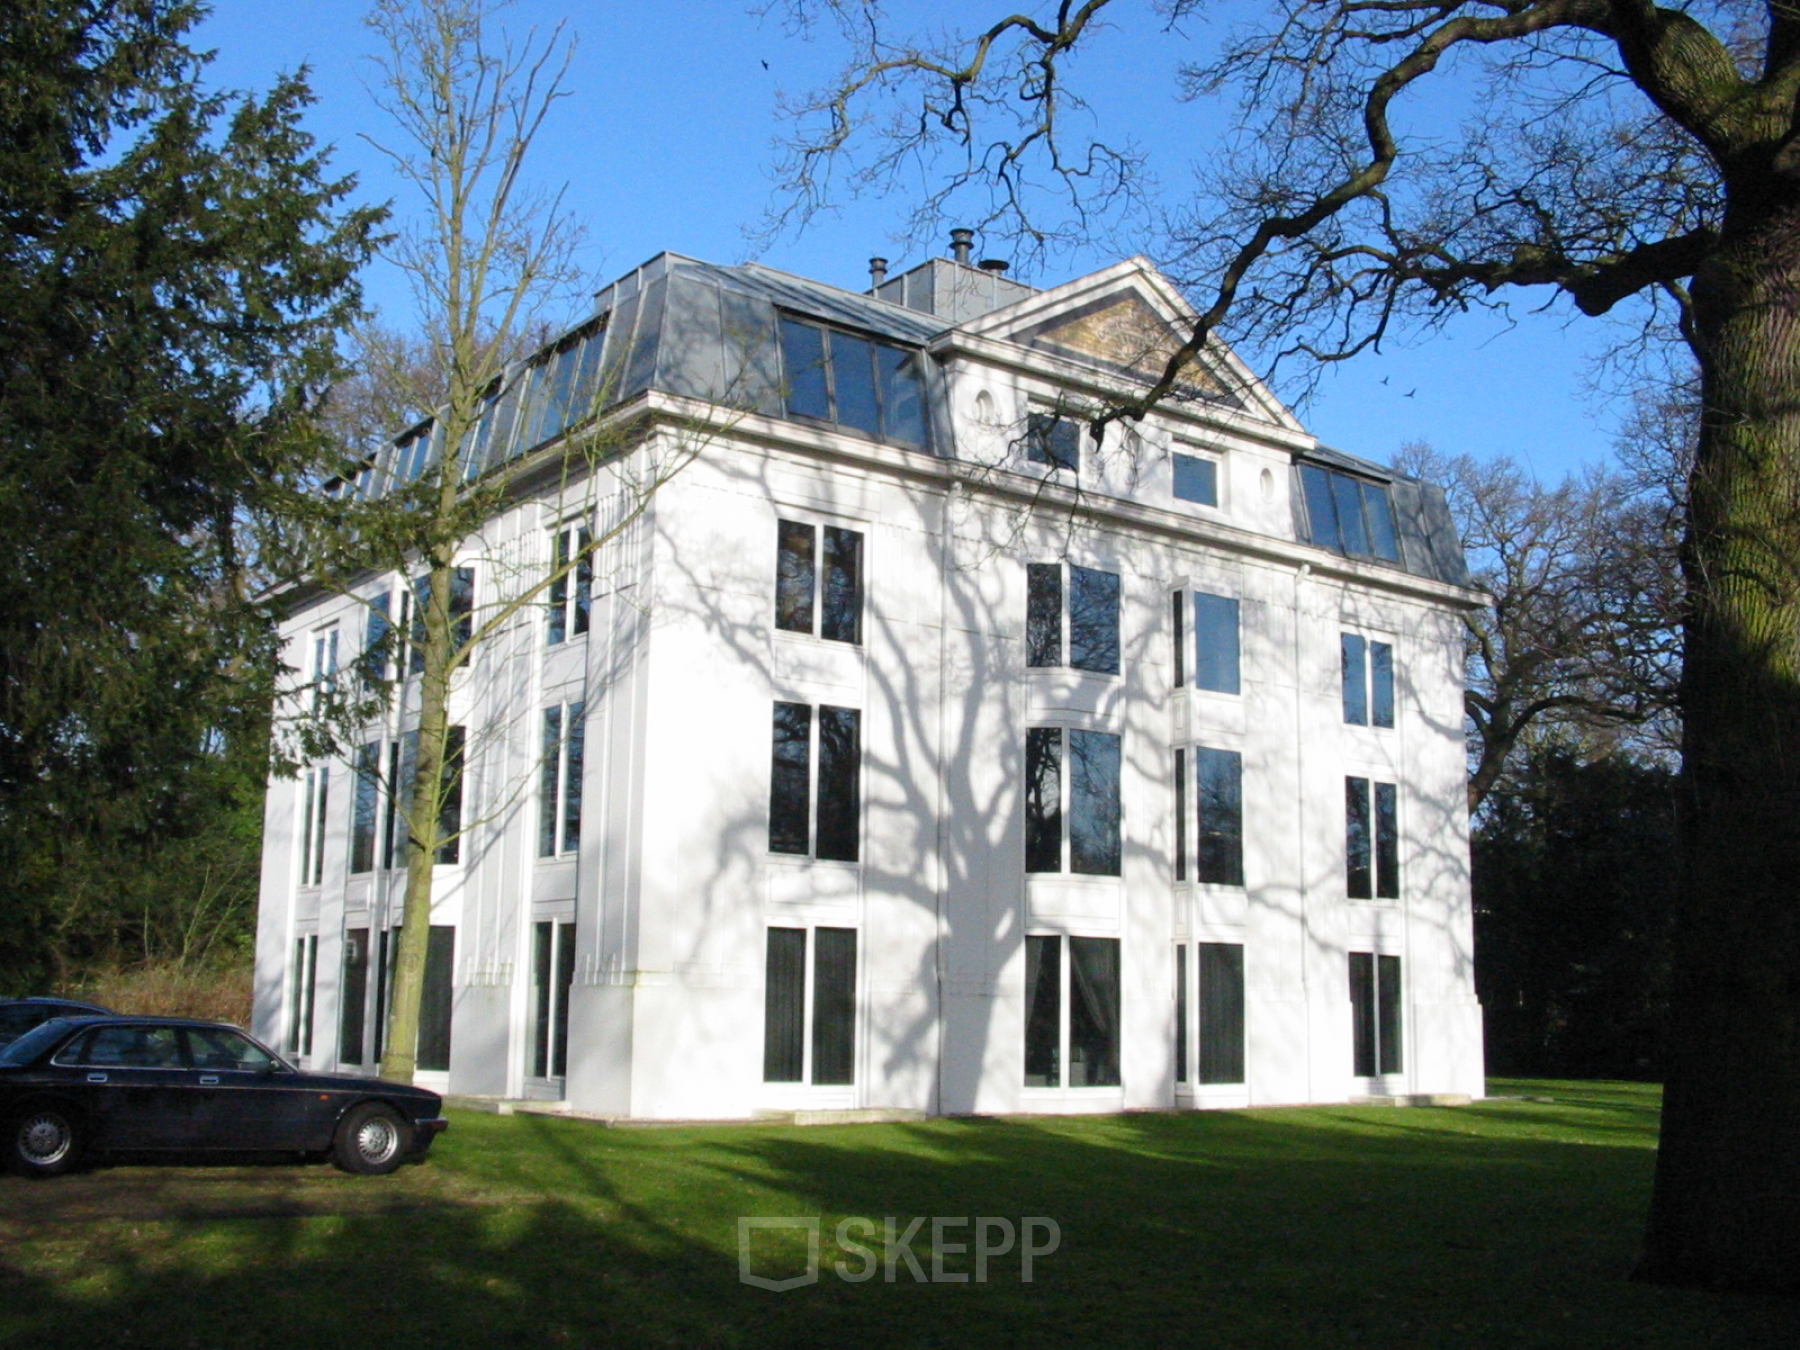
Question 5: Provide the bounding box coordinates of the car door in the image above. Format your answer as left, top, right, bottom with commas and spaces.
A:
179, 1025, 310, 1151
58, 1024, 196, 1150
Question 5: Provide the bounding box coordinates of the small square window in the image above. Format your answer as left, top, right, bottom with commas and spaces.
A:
1172, 452, 1218, 506
1026, 412, 1080, 472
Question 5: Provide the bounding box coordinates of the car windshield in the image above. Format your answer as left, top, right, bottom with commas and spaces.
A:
0, 1018, 75, 1066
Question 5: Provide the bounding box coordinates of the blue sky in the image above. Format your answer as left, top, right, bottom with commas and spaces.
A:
198, 0, 1633, 482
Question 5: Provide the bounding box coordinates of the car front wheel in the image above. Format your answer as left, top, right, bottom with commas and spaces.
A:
332, 1102, 411, 1175
9, 1104, 80, 1178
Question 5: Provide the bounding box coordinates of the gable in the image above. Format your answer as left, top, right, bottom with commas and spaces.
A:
1023, 293, 1230, 398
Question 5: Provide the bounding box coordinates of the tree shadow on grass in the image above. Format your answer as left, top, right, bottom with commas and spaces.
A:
2, 1100, 1796, 1350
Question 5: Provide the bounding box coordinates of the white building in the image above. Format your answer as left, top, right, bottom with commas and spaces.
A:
254, 244, 1486, 1119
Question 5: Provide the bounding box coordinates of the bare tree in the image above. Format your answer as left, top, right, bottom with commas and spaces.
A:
768, 0, 1800, 1292
1398, 443, 1682, 811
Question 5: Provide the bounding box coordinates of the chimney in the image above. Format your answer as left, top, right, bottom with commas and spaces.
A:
978, 259, 1009, 275
949, 228, 975, 265
869, 256, 888, 288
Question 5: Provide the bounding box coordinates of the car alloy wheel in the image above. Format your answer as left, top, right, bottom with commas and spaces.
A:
333, 1103, 410, 1175
12, 1107, 76, 1177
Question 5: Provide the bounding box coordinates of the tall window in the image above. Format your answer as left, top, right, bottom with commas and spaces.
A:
780, 317, 927, 446
1026, 411, 1080, 472
406, 566, 476, 674
389, 727, 467, 867
417, 925, 456, 1073
298, 767, 329, 887
1027, 562, 1119, 674
1345, 776, 1400, 898
1341, 634, 1395, 727
1172, 450, 1219, 506
548, 523, 593, 645
1174, 944, 1189, 1084
776, 520, 863, 644
288, 934, 317, 1057
1025, 727, 1122, 876
361, 592, 392, 686
1198, 942, 1246, 1085
532, 920, 576, 1079
350, 743, 381, 874
1349, 952, 1403, 1076
310, 627, 339, 711
764, 926, 858, 1085
1194, 748, 1245, 886
1300, 463, 1401, 563
769, 702, 861, 861
340, 927, 369, 1066
1024, 935, 1120, 1088
539, 702, 585, 858
1173, 749, 1187, 882
1173, 589, 1241, 694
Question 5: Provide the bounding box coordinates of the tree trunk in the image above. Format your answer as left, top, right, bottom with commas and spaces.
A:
380, 554, 455, 1085
1639, 187, 1800, 1293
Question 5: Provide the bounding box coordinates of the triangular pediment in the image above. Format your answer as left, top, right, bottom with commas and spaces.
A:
952, 259, 1302, 432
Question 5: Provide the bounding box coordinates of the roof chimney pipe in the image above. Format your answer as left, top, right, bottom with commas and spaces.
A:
978, 258, 1009, 275
949, 228, 975, 265
869, 256, 888, 288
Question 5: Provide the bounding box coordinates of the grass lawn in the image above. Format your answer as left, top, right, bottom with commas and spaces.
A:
1, 1079, 1795, 1348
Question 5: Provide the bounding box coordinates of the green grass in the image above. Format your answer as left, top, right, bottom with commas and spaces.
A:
2, 1080, 1796, 1348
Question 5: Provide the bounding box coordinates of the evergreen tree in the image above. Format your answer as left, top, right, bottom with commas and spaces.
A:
0, 1, 378, 986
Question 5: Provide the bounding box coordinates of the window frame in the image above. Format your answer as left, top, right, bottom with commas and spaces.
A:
1025, 409, 1082, 473
1171, 587, 1242, 695
298, 766, 330, 888
1026, 561, 1120, 676
1341, 632, 1396, 728
768, 700, 863, 863
777, 314, 929, 448
530, 918, 577, 1080
1349, 951, 1404, 1077
538, 700, 586, 859
774, 518, 864, 645
1298, 462, 1402, 564
1345, 775, 1401, 899
1179, 745, 1244, 888
1023, 933, 1122, 1089
548, 520, 594, 646
762, 924, 860, 1087
1171, 448, 1221, 507
1024, 725, 1123, 877
288, 933, 318, 1058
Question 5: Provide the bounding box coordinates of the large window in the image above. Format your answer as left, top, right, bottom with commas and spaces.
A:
1342, 634, 1395, 727
1198, 942, 1246, 1085
1027, 562, 1119, 674
539, 701, 586, 858
548, 523, 593, 645
1024, 935, 1120, 1088
532, 920, 576, 1079
769, 702, 862, 862
417, 925, 456, 1073
1173, 589, 1240, 694
1174, 943, 1189, 1084
1025, 727, 1122, 876
1193, 747, 1244, 886
776, 520, 863, 644
1300, 463, 1401, 563
764, 926, 857, 1085
1026, 411, 1080, 472
780, 317, 927, 447
298, 767, 329, 887
1349, 952, 1403, 1076
361, 591, 393, 686
1345, 776, 1400, 899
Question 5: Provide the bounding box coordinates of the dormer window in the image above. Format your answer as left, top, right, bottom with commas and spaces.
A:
1299, 463, 1400, 562
779, 316, 927, 447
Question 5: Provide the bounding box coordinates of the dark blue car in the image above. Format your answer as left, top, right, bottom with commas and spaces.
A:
0, 1016, 448, 1178
0, 997, 114, 1049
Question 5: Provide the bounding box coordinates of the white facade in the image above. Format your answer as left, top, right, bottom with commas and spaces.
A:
254, 250, 1486, 1118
